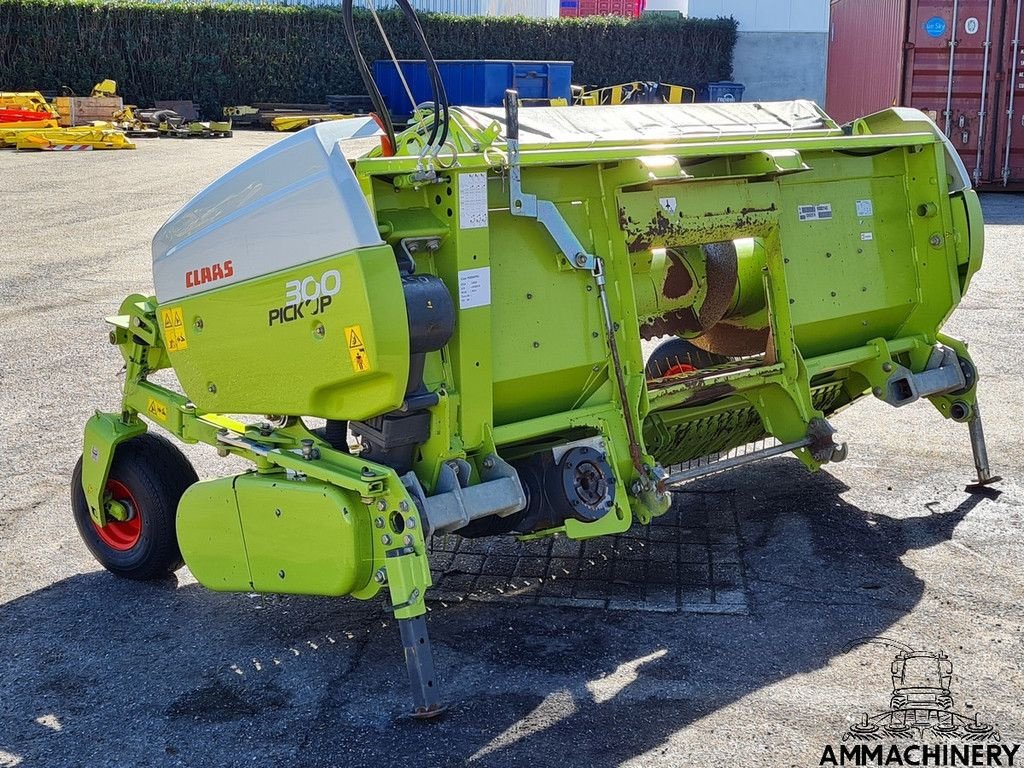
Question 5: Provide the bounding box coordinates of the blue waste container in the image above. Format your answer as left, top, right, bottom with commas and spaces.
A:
704, 82, 745, 103
372, 60, 574, 121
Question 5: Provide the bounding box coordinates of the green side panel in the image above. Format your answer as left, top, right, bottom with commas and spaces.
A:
161, 245, 410, 420
233, 473, 373, 596
177, 476, 252, 592
487, 209, 610, 425
951, 189, 984, 295
779, 146, 954, 356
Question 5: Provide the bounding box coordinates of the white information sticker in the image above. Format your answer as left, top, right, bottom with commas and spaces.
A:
659, 196, 677, 213
798, 203, 833, 222
860, 232, 874, 241
856, 199, 874, 217
459, 172, 489, 230
458, 267, 491, 309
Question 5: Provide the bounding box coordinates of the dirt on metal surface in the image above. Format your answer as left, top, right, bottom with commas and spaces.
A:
0, 137, 1022, 767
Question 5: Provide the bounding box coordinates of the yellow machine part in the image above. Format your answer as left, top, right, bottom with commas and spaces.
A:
13, 125, 136, 150
0, 91, 59, 117
0, 119, 57, 135
575, 82, 696, 106
271, 114, 356, 132
90, 79, 118, 98
659, 83, 697, 104
223, 105, 259, 117
158, 119, 232, 138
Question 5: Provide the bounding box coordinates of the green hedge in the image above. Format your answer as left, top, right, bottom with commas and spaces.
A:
0, 0, 736, 114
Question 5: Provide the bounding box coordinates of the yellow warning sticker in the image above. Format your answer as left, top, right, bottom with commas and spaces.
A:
344, 324, 371, 373
160, 307, 188, 352
146, 397, 168, 422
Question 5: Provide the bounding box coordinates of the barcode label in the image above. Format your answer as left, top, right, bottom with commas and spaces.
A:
798, 203, 833, 222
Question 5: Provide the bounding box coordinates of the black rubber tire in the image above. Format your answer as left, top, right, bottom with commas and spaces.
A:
645, 337, 730, 379
71, 432, 197, 580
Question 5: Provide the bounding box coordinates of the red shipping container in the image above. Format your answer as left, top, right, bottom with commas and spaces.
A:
559, 0, 644, 18
826, 0, 1024, 188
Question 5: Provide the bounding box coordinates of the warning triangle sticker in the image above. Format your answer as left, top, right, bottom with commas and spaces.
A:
348, 328, 364, 348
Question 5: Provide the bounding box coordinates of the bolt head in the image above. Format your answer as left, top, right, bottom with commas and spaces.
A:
575, 252, 588, 266
376, 499, 388, 512
194, 318, 204, 331
399, 500, 409, 513
374, 516, 385, 528
406, 516, 417, 530
882, 362, 894, 372
381, 534, 392, 546
403, 534, 414, 546
374, 568, 387, 584
207, 383, 217, 394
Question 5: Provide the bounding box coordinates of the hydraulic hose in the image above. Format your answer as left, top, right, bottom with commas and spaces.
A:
342, 0, 397, 152
395, 0, 449, 149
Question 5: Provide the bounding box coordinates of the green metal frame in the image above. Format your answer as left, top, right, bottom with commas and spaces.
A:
80, 101, 987, 712
86, 295, 430, 620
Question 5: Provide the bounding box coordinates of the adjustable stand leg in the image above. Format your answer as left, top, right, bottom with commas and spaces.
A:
398, 614, 444, 718
966, 403, 1001, 493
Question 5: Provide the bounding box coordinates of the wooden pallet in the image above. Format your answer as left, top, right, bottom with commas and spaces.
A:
53, 96, 123, 127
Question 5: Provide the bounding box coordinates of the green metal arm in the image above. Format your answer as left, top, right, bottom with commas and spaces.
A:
86, 296, 434, 619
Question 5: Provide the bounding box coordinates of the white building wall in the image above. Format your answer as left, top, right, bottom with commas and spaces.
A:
685, 0, 827, 32
643, 0, 687, 12
682, 0, 829, 105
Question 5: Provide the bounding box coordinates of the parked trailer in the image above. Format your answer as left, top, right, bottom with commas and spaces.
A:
826, 0, 1024, 188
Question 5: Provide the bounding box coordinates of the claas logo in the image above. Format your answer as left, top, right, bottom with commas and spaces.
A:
185, 260, 234, 289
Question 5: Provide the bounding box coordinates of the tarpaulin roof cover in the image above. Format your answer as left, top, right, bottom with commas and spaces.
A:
458, 100, 839, 148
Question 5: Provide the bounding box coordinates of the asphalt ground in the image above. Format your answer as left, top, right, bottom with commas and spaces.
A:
0, 134, 1022, 768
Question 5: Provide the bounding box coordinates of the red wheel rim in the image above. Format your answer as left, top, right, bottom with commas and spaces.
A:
92, 479, 142, 551
662, 362, 697, 378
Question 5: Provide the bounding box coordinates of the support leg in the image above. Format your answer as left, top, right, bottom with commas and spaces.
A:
398, 614, 444, 718
966, 403, 1001, 492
